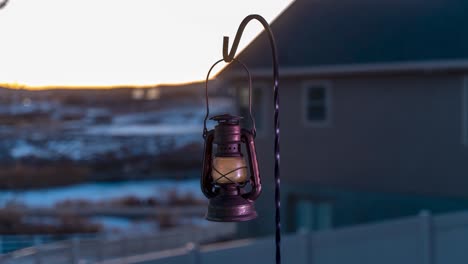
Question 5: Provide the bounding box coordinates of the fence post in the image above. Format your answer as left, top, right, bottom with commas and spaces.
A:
306, 232, 315, 264
70, 237, 80, 264
187, 242, 200, 264
34, 236, 43, 264
121, 236, 128, 258
96, 235, 105, 262
420, 210, 434, 264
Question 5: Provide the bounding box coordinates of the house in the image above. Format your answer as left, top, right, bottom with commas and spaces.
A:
218, 0, 468, 237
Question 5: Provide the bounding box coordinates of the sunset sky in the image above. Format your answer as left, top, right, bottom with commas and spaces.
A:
0, 0, 293, 88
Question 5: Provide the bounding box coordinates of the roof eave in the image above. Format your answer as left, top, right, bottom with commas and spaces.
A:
223, 59, 468, 79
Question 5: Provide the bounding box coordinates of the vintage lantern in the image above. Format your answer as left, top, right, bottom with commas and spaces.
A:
201, 59, 261, 222
202, 13, 281, 263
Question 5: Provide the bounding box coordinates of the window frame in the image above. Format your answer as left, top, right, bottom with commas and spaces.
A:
301, 80, 332, 127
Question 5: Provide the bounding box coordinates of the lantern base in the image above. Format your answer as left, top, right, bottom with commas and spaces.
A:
206, 184, 257, 222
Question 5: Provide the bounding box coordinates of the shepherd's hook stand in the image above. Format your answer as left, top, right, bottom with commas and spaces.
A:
223, 14, 281, 264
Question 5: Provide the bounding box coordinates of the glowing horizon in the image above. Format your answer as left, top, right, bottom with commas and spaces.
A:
0, 0, 293, 89
0, 80, 203, 91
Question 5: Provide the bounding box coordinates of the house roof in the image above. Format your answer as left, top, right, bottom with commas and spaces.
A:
222, 0, 468, 75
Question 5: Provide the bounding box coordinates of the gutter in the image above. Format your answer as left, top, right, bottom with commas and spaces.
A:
222, 59, 468, 79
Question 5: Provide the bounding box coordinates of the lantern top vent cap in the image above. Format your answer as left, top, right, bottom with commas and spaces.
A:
210, 114, 243, 124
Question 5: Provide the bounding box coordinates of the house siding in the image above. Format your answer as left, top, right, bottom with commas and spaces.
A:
231, 73, 468, 237
249, 74, 468, 197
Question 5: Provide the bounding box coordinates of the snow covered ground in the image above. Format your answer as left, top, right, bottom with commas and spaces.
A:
0, 179, 212, 235
0, 179, 202, 208
90, 216, 160, 234
6, 97, 235, 161
85, 124, 202, 136
0, 97, 236, 234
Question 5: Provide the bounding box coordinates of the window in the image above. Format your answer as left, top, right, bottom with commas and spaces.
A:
303, 82, 331, 125
463, 77, 468, 145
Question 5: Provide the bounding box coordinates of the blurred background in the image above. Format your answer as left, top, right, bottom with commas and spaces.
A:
1, 0, 468, 263
0, 83, 230, 236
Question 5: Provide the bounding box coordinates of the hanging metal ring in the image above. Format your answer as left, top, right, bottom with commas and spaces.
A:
203, 58, 256, 139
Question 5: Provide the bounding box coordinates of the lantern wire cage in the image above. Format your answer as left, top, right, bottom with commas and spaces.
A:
206, 14, 281, 264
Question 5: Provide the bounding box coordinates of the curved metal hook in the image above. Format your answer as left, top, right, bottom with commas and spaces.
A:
0, 0, 9, 10
223, 14, 277, 64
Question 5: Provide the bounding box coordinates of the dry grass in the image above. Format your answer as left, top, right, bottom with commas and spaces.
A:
166, 190, 205, 206
0, 209, 101, 235
55, 189, 204, 209
0, 163, 90, 189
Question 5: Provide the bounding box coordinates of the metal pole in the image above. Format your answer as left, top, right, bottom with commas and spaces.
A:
223, 14, 281, 264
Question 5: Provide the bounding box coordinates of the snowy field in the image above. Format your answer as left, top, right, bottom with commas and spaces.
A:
0, 179, 208, 234
7, 97, 235, 161
0, 179, 202, 208
0, 98, 235, 234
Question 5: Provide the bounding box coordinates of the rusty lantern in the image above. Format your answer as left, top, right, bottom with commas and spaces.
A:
201, 59, 261, 222
201, 14, 281, 263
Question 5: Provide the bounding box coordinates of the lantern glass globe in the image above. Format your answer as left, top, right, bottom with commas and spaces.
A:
212, 156, 248, 184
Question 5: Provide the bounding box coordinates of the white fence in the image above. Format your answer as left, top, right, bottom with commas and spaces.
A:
0, 223, 236, 264
100, 210, 468, 264
0, 234, 98, 254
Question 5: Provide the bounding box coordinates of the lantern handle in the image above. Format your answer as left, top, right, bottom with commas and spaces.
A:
203, 58, 256, 138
